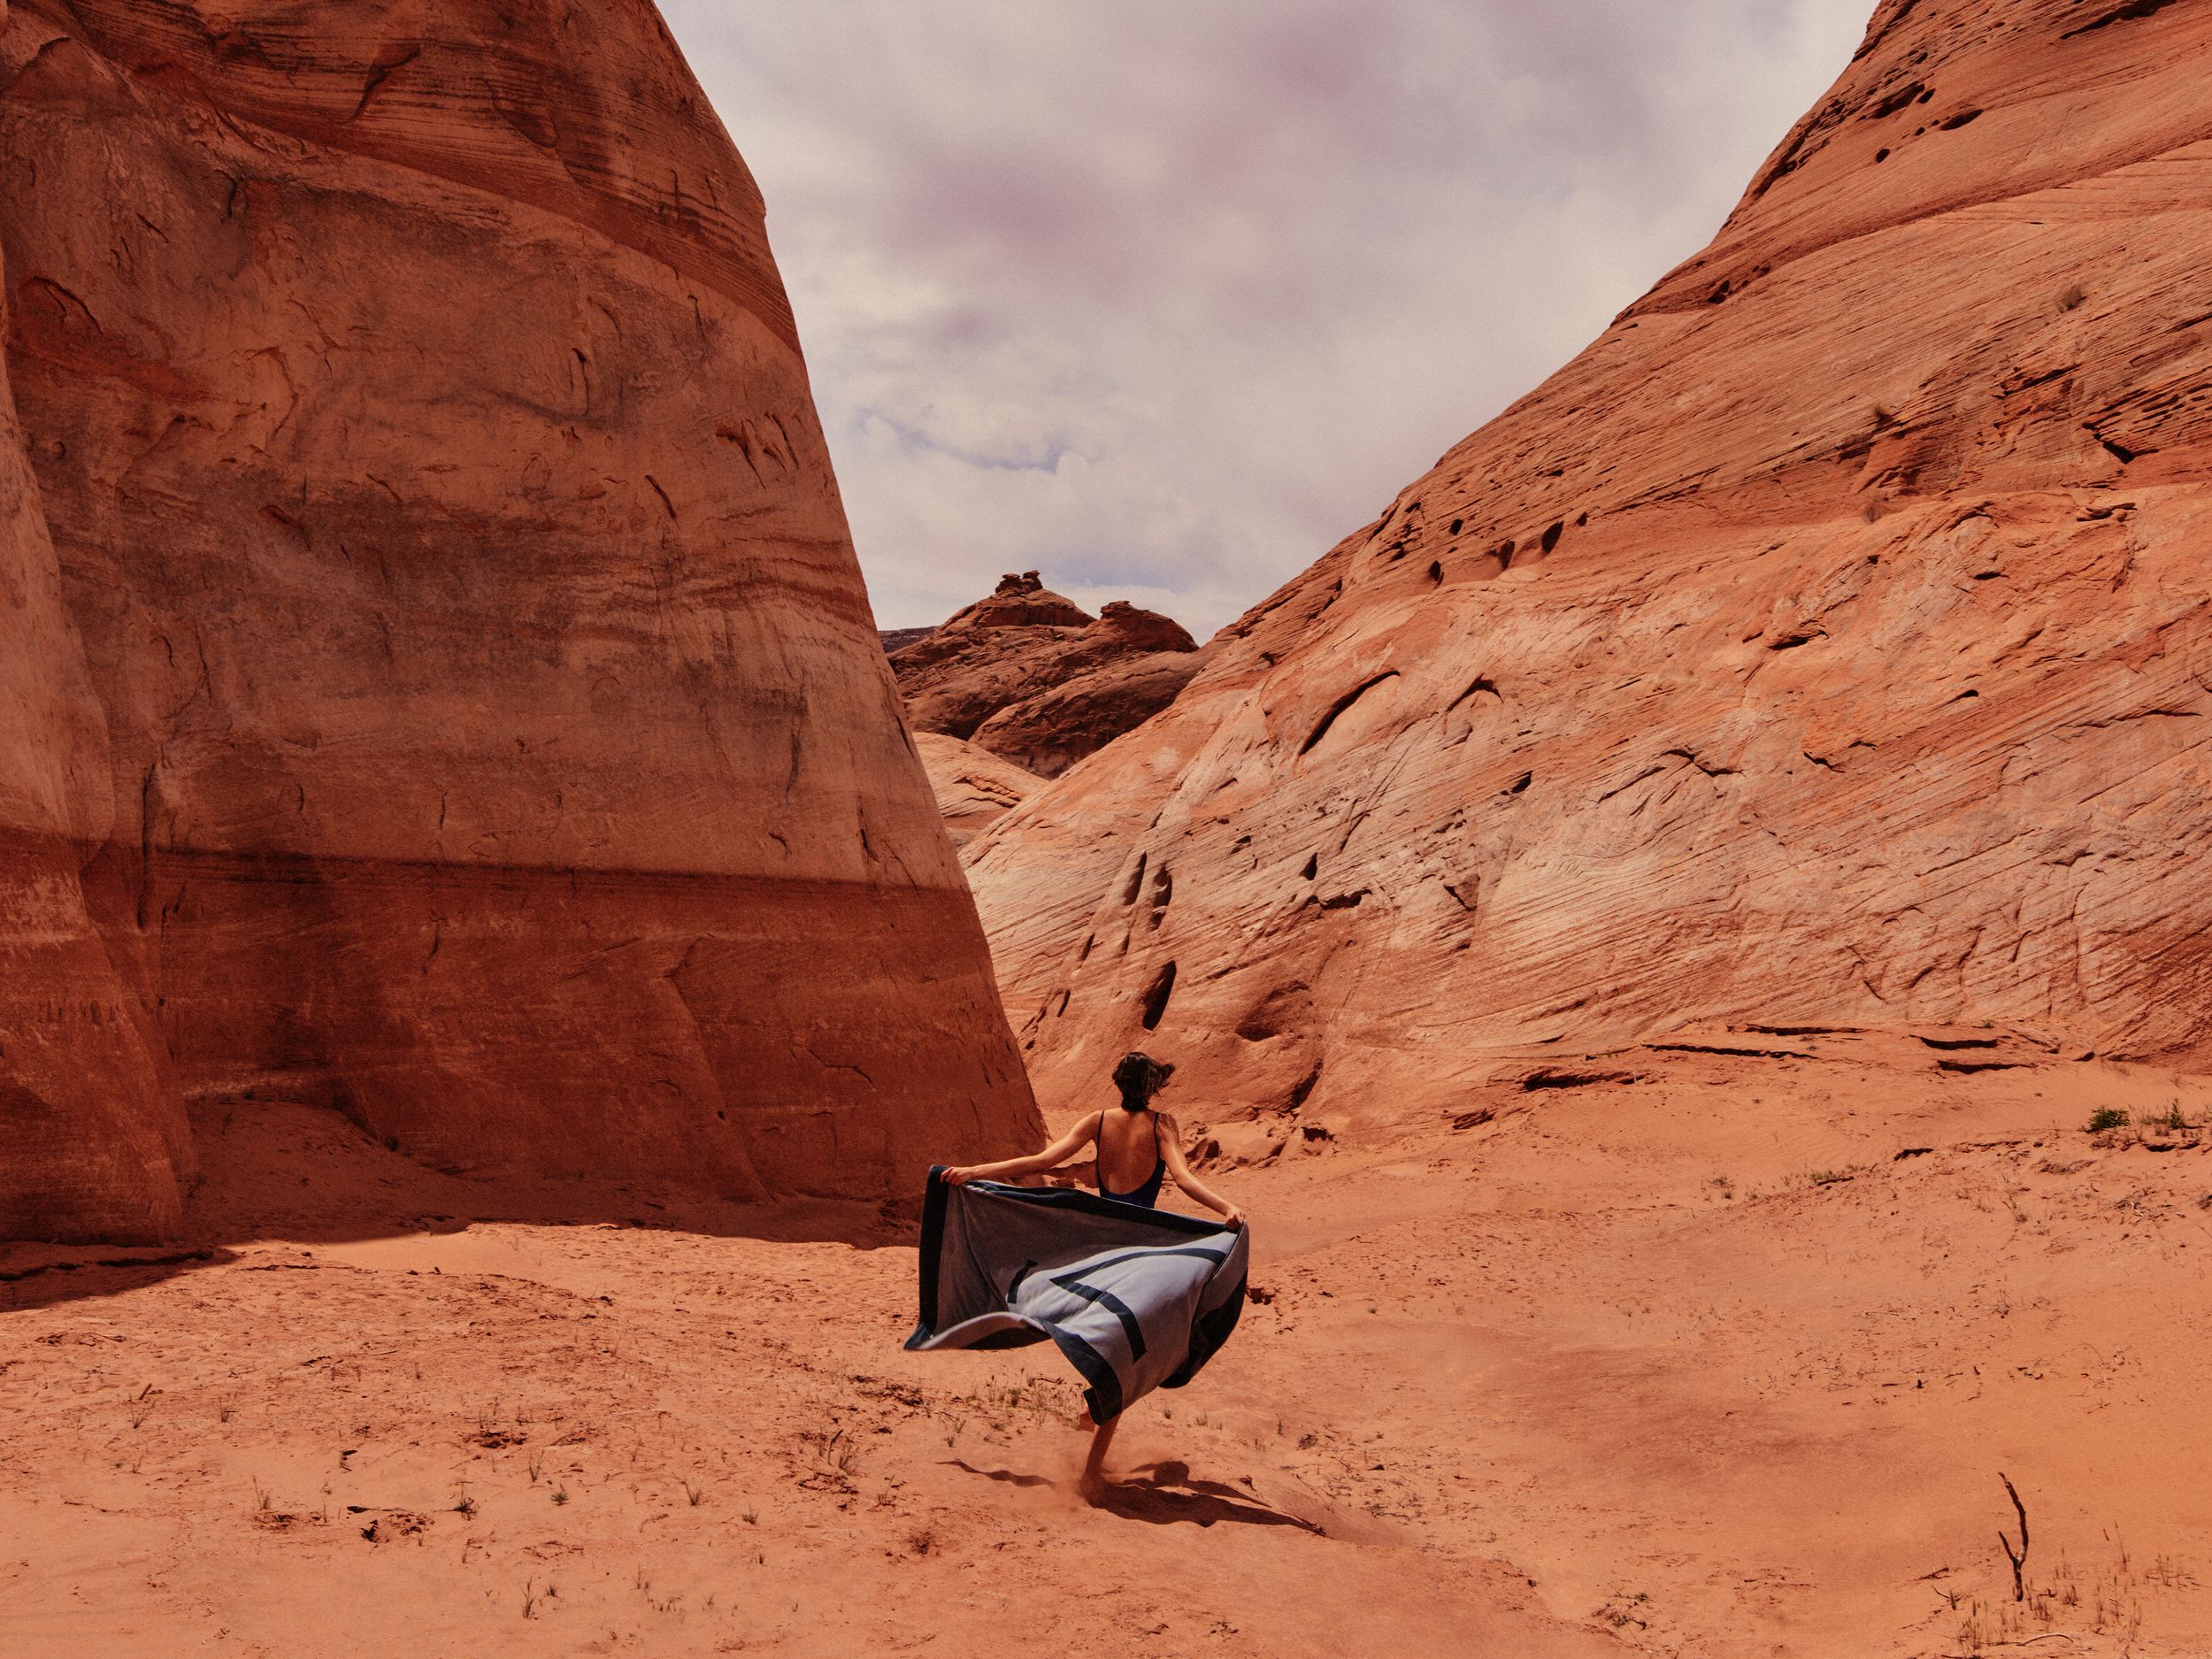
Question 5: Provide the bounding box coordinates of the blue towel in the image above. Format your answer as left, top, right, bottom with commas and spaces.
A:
905, 1169, 1248, 1424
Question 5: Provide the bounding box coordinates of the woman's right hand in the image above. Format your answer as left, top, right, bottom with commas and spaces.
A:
942, 1166, 975, 1186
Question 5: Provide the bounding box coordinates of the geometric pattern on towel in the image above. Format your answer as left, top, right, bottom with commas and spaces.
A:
905, 1169, 1248, 1424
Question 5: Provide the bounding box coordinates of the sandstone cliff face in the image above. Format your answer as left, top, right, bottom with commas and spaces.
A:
968, 0, 2212, 1131
0, 0, 1038, 1241
889, 573, 1209, 779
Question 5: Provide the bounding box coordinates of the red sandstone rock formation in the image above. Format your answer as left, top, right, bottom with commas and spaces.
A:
889, 573, 1209, 779
912, 733, 1042, 849
968, 0, 2212, 1133
0, 0, 1038, 1242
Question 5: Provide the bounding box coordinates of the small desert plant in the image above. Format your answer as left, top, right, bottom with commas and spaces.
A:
683, 1478, 706, 1508
2152, 1102, 2190, 1133
452, 1491, 477, 1519
2086, 1108, 2130, 1134
2058, 283, 2086, 312
526, 1448, 545, 1484
551, 1486, 570, 1506
740, 1505, 758, 1525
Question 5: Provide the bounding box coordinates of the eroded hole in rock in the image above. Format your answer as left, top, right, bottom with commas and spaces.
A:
1427, 560, 1443, 586
1448, 518, 1464, 534
1078, 933, 1094, 963
1540, 520, 1564, 555
1521, 1068, 1645, 1091
1285, 1061, 1324, 1113
1446, 676, 1500, 713
1235, 980, 1311, 1042
1148, 865, 1173, 929
1301, 672, 1400, 757
1120, 852, 1148, 905
2062, 0, 2181, 39
1867, 80, 1927, 120
1301, 854, 1319, 880
1504, 771, 1532, 795
1140, 961, 1178, 1031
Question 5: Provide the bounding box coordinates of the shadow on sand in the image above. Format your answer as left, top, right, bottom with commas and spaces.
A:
945, 1455, 1325, 1532
2, 1097, 914, 1314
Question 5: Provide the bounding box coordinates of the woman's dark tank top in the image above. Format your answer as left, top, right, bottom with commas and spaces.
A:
1094, 1109, 1165, 1208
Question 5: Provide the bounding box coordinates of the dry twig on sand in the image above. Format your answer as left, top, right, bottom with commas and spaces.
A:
1997, 1472, 2030, 1602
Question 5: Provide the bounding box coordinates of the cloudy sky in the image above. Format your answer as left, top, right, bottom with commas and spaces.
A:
659, 1, 1876, 637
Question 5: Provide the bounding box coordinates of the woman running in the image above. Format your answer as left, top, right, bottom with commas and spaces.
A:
941, 1050, 1244, 1494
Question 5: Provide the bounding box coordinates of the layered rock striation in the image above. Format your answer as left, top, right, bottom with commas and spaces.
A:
888, 572, 1209, 780
912, 733, 1043, 850
0, 0, 1038, 1241
969, 0, 2212, 1131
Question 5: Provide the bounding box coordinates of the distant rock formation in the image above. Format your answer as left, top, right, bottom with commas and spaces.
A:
913, 734, 1043, 849
968, 0, 2212, 1133
887, 573, 1210, 779
0, 0, 1039, 1242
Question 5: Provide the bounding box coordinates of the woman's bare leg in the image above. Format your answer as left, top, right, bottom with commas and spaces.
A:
1080, 1413, 1120, 1498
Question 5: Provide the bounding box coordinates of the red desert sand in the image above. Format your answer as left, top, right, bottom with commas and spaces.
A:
6, 1052, 2212, 1655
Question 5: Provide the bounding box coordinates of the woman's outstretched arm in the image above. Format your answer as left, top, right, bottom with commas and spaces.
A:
1156, 1114, 1245, 1228
942, 1115, 1100, 1186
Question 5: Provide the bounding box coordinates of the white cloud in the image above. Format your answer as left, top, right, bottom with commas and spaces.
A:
660, 0, 1875, 635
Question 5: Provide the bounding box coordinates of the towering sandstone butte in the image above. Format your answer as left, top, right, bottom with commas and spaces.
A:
969, 0, 2212, 1131
0, 0, 1038, 1242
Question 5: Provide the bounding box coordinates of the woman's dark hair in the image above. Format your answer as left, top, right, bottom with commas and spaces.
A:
1111, 1050, 1175, 1112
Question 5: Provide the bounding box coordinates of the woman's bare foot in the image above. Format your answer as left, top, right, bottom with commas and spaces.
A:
1079, 1414, 1120, 1502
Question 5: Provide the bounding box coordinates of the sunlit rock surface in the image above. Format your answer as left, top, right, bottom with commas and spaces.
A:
968, 0, 2212, 1128
888, 572, 1209, 780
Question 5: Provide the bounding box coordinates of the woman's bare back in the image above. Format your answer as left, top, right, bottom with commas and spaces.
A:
1094, 1108, 1164, 1197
